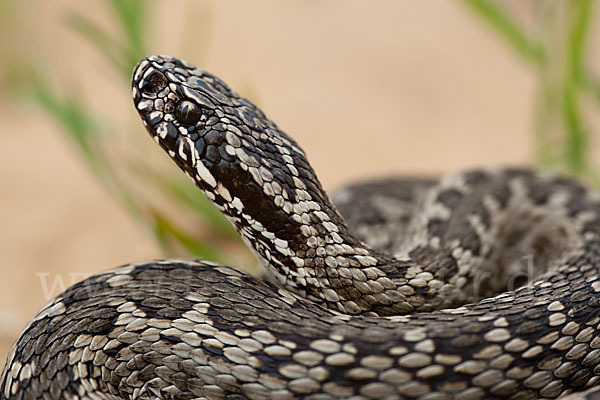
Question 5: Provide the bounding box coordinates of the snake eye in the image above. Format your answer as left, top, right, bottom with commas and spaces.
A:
177, 101, 201, 125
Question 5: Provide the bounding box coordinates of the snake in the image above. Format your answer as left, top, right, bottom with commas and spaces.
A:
2, 54, 600, 400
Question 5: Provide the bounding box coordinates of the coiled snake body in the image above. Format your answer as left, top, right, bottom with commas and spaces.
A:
3, 55, 600, 399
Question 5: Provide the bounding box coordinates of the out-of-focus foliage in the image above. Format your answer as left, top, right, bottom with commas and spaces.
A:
9, 1, 244, 266
462, 0, 599, 181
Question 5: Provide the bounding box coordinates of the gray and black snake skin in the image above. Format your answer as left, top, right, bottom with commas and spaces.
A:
3, 55, 600, 400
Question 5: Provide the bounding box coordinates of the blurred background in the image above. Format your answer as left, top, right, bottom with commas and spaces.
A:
0, 0, 599, 364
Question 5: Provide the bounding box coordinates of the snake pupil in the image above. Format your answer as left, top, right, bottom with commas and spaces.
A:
177, 101, 201, 125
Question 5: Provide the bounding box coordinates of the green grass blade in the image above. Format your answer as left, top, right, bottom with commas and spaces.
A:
64, 12, 126, 74
461, 0, 600, 107
460, 0, 545, 64
151, 211, 225, 262
157, 176, 238, 238
110, 0, 146, 49
27, 66, 100, 167
65, 0, 148, 79
581, 71, 600, 104
562, 0, 593, 173
10, 2, 233, 265
126, 157, 238, 238
108, 0, 147, 74
22, 63, 152, 223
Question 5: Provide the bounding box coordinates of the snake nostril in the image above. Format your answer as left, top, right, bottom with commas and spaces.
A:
141, 71, 167, 95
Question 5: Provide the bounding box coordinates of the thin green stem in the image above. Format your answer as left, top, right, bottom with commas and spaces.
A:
462, 0, 598, 178
460, 0, 545, 64
461, 0, 600, 107
109, 0, 147, 75
561, 0, 593, 174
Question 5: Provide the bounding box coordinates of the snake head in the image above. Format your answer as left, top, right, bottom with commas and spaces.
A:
131, 54, 312, 200
132, 55, 250, 189
131, 56, 335, 245
131, 56, 387, 305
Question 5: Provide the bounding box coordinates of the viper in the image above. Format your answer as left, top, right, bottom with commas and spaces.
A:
2, 55, 600, 399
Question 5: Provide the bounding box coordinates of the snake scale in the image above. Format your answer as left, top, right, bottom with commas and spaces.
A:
3, 55, 600, 400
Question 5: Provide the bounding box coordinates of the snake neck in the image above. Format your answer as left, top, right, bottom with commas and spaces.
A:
183, 120, 408, 315
132, 55, 415, 316
216, 166, 408, 314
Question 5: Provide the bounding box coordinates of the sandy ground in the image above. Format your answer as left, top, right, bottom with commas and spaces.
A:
0, 1, 597, 366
